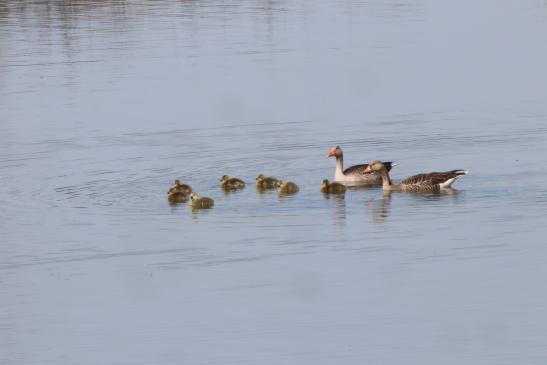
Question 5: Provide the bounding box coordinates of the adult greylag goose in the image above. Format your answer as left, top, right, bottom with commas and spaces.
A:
362, 160, 468, 192
327, 146, 394, 185
220, 175, 245, 190
320, 179, 347, 194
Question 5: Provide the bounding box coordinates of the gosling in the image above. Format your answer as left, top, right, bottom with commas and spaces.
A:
320, 179, 347, 194
277, 180, 299, 194
189, 192, 214, 209
168, 190, 189, 203
256, 174, 279, 189
220, 175, 245, 190
168, 179, 192, 195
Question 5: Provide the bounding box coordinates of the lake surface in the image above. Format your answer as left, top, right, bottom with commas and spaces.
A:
1, 1, 547, 364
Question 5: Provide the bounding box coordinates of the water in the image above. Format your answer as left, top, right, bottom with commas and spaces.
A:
1, 1, 547, 364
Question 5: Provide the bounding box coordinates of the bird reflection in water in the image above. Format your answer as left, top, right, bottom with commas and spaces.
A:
365, 192, 392, 224
420, 187, 461, 201
222, 188, 246, 198
366, 188, 463, 223
191, 207, 214, 220
322, 192, 346, 225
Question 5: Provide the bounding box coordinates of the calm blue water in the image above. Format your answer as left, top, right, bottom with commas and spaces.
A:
1, 1, 547, 364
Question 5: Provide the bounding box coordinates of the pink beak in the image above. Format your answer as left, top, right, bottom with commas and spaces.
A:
362, 165, 372, 174
326, 148, 335, 157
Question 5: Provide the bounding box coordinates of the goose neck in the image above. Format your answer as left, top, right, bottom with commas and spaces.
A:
335, 154, 344, 176
379, 168, 393, 190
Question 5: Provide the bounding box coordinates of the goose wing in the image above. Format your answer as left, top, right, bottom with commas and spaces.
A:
343, 164, 369, 175
401, 170, 467, 186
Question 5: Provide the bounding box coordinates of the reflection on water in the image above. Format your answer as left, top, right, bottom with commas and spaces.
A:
191, 207, 214, 216
322, 192, 347, 225
2, 1, 547, 365
365, 192, 391, 223
365, 189, 463, 223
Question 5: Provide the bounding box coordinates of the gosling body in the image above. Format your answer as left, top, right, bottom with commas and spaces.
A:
277, 180, 299, 194
190, 192, 214, 209
167, 191, 189, 203
321, 179, 347, 194
220, 175, 246, 190
256, 174, 279, 189
168, 179, 192, 195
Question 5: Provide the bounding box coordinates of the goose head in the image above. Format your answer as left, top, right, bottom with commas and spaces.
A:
326, 146, 342, 158
362, 160, 385, 174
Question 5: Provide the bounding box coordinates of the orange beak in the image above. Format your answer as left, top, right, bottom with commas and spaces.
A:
326, 148, 336, 157
362, 164, 372, 174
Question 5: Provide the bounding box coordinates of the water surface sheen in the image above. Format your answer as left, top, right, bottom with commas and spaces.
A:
1, 1, 547, 364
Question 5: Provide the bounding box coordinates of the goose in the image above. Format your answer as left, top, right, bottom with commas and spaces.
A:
327, 146, 395, 185
256, 174, 279, 189
362, 160, 467, 192
277, 180, 299, 194
168, 179, 192, 195
189, 192, 214, 209
167, 190, 189, 204
220, 175, 245, 190
320, 179, 347, 194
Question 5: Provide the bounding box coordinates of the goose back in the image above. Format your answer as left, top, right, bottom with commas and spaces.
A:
399, 170, 467, 192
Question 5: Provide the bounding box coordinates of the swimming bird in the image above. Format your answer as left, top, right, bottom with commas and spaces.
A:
167, 190, 189, 204
255, 174, 279, 189
362, 160, 468, 192
189, 192, 214, 209
320, 179, 347, 194
327, 146, 394, 185
277, 180, 299, 194
168, 179, 192, 195
220, 175, 245, 190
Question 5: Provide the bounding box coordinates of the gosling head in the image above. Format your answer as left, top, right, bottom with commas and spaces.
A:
220, 175, 229, 183
321, 179, 330, 189
189, 192, 199, 201
256, 174, 265, 181
174, 179, 181, 186
362, 160, 385, 174
326, 146, 342, 158
276, 180, 285, 188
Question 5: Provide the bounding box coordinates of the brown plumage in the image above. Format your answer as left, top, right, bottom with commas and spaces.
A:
220, 175, 245, 190
189, 192, 214, 209
168, 191, 189, 204
277, 180, 299, 195
168, 179, 192, 195
363, 160, 467, 192
256, 174, 279, 189
320, 179, 347, 194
